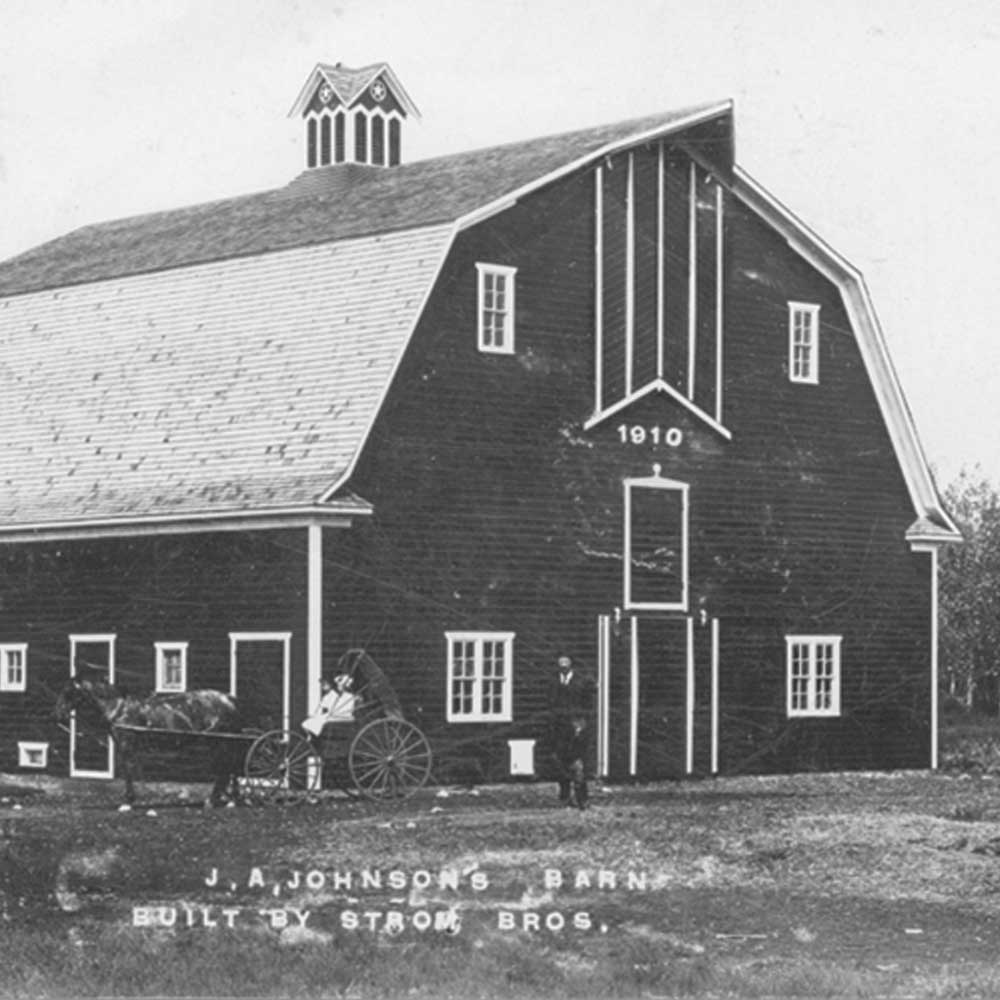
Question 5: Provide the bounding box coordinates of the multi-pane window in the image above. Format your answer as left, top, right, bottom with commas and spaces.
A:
624, 474, 689, 611
155, 642, 188, 693
786, 636, 841, 717
788, 302, 820, 384
446, 632, 514, 722
476, 263, 517, 354
0, 644, 27, 692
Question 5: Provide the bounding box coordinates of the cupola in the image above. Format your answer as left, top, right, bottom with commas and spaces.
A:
288, 62, 420, 170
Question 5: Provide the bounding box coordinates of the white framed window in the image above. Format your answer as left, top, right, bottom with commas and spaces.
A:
788, 302, 820, 384
786, 636, 842, 717
624, 471, 689, 611
446, 632, 514, 722
18, 742, 48, 769
476, 263, 517, 354
155, 642, 188, 693
0, 644, 27, 692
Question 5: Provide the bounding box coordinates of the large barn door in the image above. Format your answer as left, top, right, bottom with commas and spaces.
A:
68, 634, 117, 778
597, 615, 719, 780
229, 632, 291, 732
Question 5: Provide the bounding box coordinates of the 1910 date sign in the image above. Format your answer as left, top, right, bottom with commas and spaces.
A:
616, 424, 684, 447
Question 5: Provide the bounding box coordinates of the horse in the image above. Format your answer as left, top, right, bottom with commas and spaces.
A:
54, 675, 245, 806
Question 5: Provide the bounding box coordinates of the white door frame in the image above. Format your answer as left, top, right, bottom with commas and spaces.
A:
228, 632, 292, 730
68, 633, 117, 778
596, 615, 720, 779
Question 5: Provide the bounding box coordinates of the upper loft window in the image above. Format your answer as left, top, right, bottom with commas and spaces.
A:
476, 263, 517, 354
789, 302, 820, 384
786, 635, 841, 717
0, 644, 27, 692
623, 471, 689, 611
155, 642, 188, 693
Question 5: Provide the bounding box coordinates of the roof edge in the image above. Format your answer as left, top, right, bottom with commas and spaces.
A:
319, 222, 460, 501
730, 165, 960, 540
0, 502, 372, 544
455, 100, 734, 233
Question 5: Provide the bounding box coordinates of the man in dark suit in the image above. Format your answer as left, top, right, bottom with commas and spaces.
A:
548, 654, 593, 808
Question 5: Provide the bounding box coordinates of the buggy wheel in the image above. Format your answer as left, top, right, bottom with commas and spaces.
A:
349, 718, 432, 800
243, 730, 319, 804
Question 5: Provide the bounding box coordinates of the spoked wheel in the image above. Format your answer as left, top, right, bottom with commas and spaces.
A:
348, 718, 432, 800
243, 730, 319, 804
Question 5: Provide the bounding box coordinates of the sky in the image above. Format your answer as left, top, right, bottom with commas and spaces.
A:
0, 0, 997, 492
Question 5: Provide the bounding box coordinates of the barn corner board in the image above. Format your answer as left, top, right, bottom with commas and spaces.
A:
0, 61, 960, 786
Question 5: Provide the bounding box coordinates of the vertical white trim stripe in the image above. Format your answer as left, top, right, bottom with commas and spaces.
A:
657, 143, 665, 380
308, 522, 323, 717
625, 153, 635, 396
595, 166, 604, 414
686, 616, 695, 775
597, 614, 611, 778
629, 615, 639, 777
711, 617, 720, 775
687, 161, 697, 400
715, 183, 724, 424
930, 547, 940, 769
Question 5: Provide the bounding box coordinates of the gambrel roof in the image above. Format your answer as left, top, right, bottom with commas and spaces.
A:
0, 104, 722, 299
0, 226, 452, 535
0, 99, 958, 542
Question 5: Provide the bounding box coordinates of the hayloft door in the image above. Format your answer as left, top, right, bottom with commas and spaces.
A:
229, 632, 291, 732
68, 634, 117, 778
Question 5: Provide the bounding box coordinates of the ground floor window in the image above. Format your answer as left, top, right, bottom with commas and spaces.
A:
786, 635, 841, 717
155, 642, 188, 693
0, 643, 27, 692
445, 632, 514, 722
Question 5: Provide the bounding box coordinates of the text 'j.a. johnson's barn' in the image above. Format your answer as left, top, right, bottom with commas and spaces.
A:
0, 62, 959, 785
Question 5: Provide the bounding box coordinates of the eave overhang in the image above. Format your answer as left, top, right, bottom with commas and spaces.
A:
906, 516, 962, 550
0, 502, 372, 544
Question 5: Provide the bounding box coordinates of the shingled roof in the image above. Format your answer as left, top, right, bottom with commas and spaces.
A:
0, 103, 731, 298
0, 102, 735, 536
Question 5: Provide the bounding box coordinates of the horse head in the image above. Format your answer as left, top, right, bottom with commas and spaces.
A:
54, 676, 88, 723
54, 675, 119, 726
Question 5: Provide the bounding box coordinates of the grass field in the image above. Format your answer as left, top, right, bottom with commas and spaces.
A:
5, 745, 1000, 998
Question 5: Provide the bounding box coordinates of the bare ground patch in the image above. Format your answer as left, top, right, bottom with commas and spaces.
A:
5, 771, 1000, 997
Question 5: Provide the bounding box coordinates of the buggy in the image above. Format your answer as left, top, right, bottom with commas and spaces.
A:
242, 649, 433, 803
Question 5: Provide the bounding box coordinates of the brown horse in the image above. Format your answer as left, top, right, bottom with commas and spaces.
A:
54, 676, 245, 806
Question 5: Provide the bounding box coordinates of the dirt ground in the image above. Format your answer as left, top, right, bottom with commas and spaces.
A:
5, 768, 1000, 997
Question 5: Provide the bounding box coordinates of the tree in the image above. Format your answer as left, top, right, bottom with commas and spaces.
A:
940, 468, 1000, 712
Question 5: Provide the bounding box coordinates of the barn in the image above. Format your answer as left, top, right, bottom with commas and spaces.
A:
0, 61, 959, 786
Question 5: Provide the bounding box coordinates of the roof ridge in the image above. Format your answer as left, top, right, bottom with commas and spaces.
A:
0, 101, 733, 296
404, 101, 731, 171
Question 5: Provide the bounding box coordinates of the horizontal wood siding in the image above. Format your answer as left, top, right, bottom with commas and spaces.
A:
0, 531, 309, 779
0, 135, 932, 783
332, 148, 931, 778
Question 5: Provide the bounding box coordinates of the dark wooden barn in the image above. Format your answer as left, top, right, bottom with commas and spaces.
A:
0, 61, 959, 786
